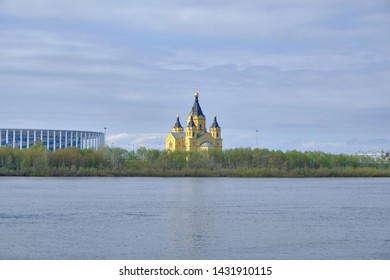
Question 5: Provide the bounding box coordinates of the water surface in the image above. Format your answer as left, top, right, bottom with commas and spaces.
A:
0, 177, 389, 259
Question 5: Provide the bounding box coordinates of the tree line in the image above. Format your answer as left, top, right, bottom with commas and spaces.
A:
0, 144, 389, 177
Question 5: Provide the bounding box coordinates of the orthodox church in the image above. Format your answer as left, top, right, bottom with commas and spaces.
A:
166, 92, 222, 151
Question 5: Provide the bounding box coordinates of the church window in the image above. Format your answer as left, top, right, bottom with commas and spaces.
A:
192, 132, 195, 137
217, 133, 219, 137
200, 124, 202, 130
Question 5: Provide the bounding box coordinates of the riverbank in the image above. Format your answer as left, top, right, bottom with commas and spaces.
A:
1, 167, 390, 177
1, 146, 389, 177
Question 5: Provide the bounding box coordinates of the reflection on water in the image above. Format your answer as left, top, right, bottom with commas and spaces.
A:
0, 177, 390, 259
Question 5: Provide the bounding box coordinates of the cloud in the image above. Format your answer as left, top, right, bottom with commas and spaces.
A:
130, 134, 165, 145
300, 141, 347, 150
106, 133, 130, 142
0, 0, 389, 153
297, 138, 390, 154
1, 0, 388, 40
105, 133, 166, 150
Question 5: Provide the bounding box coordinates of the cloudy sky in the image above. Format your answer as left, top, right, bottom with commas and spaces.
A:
1, 0, 389, 153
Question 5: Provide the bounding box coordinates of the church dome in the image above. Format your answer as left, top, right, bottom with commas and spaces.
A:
189, 91, 205, 117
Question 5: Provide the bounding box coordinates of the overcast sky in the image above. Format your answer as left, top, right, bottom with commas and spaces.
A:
1, 0, 389, 153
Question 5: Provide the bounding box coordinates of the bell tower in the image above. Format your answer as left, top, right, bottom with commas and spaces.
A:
186, 115, 197, 151
210, 115, 222, 149
172, 115, 183, 133
188, 91, 206, 133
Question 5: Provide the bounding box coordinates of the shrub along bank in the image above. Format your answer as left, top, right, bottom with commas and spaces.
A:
0, 145, 389, 177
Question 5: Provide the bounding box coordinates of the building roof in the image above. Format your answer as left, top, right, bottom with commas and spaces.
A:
170, 132, 185, 139
187, 115, 197, 128
173, 115, 183, 129
200, 141, 214, 147
210, 115, 221, 128
189, 92, 205, 117
197, 132, 206, 138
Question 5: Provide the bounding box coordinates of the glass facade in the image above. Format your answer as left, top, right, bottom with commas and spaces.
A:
0, 129, 105, 151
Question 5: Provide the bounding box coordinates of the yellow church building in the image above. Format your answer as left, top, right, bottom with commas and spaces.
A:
166, 92, 222, 151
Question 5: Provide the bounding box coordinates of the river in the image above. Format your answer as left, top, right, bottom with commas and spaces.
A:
0, 177, 389, 259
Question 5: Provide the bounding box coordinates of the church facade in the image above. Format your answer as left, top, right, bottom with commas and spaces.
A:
166, 92, 222, 151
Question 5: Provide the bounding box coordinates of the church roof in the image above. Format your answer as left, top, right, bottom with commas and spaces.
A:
211, 115, 221, 128
173, 115, 183, 129
189, 92, 205, 117
170, 132, 185, 139
187, 115, 197, 128
197, 132, 207, 138
200, 141, 214, 147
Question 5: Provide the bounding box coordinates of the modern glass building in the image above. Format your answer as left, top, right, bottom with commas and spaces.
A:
0, 129, 105, 151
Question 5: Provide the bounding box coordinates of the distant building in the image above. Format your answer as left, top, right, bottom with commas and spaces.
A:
166, 92, 222, 151
0, 128, 105, 151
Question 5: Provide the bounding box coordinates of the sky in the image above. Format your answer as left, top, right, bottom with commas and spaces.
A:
1, 0, 389, 154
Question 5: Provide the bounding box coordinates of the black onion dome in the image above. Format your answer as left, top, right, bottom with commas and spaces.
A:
211, 115, 220, 128
173, 115, 183, 129
187, 115, 197, 128
189, 92, 205, 117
